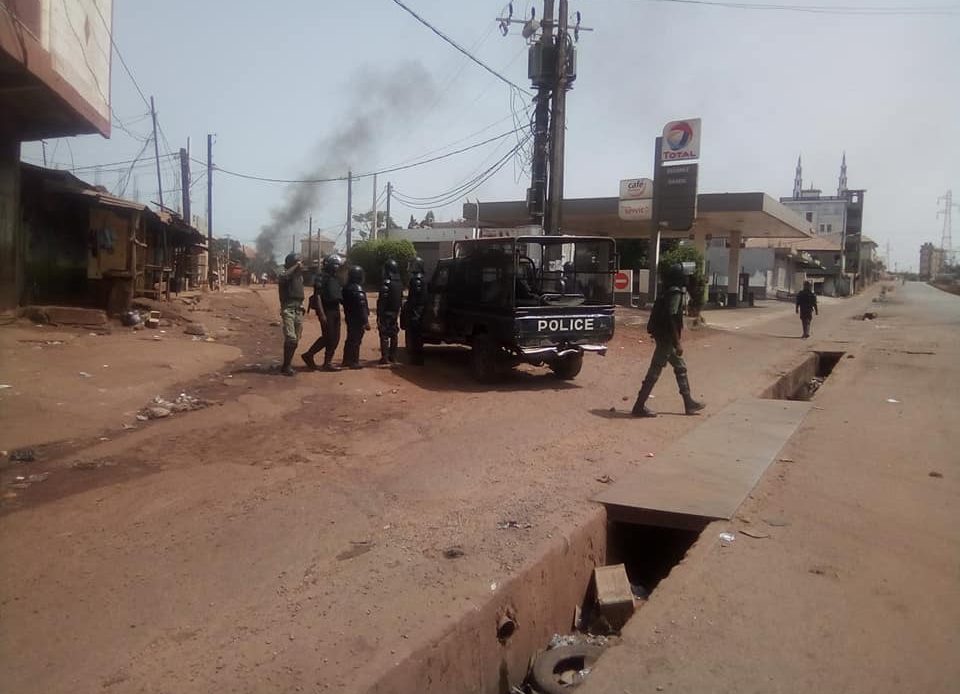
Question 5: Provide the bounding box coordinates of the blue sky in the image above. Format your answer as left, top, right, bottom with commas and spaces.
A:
21, 0, 960, 271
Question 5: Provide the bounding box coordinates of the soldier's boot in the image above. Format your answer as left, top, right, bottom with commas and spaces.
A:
378, 337, 390, 365
281, 343, 297, 377
676, 372, 705, 415
301, 337, 325, 370
389, 336, 399, 363
631, 378, 658, 418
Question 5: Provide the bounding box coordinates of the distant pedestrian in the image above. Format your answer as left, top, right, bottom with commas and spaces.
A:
302, 255, 343, 372
402, 257, 427, 365
261, 272, 269, 285
278, 253, 305, 377
632, 264, 705, 418
377, 259, 403, 365
341, 265, 371, 369
796, 280, 818, 339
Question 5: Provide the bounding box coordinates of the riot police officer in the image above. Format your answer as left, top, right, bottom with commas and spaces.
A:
278, 252, 305, 377
631, 264, 705, 417
377, 259, 403, 365
302, 254, 343, 372
402, 256, 427, 365
341, 265, 371, 369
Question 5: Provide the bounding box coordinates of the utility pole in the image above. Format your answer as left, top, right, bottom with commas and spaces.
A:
938, 190, 958, 266
547, 0, 571, 235
346, 171, 353, 251
150, 97, 163, 209
179, 148, 191, 222
530, 0, 554, 230
307, 215, 312, 263
371, 173, 379, 241
150, 96, 167, 270
385, 182, 392, 239
206, 134, 214, 289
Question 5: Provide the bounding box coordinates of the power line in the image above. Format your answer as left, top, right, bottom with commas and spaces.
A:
390, 0, 533, 95
193, 126, 529, 184
636, 0, 960, 15
90, 1, 151, 108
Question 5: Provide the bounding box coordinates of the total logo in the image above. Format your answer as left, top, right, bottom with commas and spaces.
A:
661, 118, 701, 162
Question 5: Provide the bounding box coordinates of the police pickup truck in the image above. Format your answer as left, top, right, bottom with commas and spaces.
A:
418, 235, 617, 381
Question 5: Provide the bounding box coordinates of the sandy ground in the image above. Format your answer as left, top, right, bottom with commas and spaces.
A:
582, 282, 960, 694
1, 282, 942, 693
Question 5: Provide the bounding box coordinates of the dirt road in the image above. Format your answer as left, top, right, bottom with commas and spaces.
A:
0, 284, 933, 693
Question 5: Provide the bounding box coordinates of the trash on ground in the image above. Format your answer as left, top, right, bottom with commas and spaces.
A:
442, 546, 465, 559
719, 531, 736, 545
10, 449, 36, 463
778, 457, 795, 463
121, 311, 142, 327
497, 519, 533, 530
929, 471, 943, 478
630, 583, 651, 601
145, 311, 161, 329
886, 398, 900, 404
138, 393, 210, 420
645, 452, 655, 458
27, 473, 50, 483
595, 474, 613, 484
0, 384, 12, 390
79, 371, 92, 378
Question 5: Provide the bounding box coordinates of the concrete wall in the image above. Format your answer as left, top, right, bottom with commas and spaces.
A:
783, 199, 846, 236
0, 140, 22, 311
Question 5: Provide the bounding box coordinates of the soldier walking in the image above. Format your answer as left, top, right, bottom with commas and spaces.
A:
795, 280, 819, 339
302, 254, 344, 372
341, 265, 371, 369
632, 264, 706, 417
402, 256, 427, 365
377, 259, 403, 365
278, 253, 305, 377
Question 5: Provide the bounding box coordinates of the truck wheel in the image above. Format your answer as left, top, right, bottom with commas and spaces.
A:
470, 335, 498, 382
551, 352, 583, 380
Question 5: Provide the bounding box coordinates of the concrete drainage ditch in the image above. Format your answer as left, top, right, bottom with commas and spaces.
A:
370, 354, 835, 693
366, 513, 703, 694
762, 351, 844, 401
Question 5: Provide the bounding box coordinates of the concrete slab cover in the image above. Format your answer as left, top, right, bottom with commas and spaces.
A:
594, 398, 811, 528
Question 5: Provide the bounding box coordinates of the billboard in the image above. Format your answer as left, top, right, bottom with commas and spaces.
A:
619, 178, 654, 201
618, 199, 653, 222
661, 118, 701, 163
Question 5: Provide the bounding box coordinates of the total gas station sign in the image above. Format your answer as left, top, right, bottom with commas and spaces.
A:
661, 118, 702, 163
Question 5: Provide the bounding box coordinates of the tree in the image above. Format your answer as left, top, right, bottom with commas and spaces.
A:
421, 210, 435, 227
346, 238, 418, 286
352, 210, 401, 239
659, 243, 707, 313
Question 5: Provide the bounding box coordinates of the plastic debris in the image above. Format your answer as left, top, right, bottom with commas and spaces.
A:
79, 371, 92, 378
9, 449, 36, 463
886, 398, 900, 404
497, 520, 533, 530
0, 384, 12, 390
719, 532, 736, 545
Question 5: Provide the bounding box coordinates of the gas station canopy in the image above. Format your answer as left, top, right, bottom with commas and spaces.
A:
463, 192, 813, 240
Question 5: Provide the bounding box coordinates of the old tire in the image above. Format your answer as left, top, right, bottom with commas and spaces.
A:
470, 335, 497, 382
551, 352, 583, 380
531, 644, 605, 694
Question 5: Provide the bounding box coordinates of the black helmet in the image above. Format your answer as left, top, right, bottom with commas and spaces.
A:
383, 258, 399, 276
348, 265, 364, 284
408, 256, 425, 274
322, 254, 342, 272
284, 252, 302, 269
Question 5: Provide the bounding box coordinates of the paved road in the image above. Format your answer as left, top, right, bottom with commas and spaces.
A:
582, 282, 960, 694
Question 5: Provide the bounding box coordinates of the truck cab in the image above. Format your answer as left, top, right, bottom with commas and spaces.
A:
419, 235, 617, 381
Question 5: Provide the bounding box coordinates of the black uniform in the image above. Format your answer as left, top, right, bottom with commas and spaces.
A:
302, 260, 344, 370
377, 268, 403, 364
402, 259, 427, 365
796, 285, 818, 339
342, 267, 370, 368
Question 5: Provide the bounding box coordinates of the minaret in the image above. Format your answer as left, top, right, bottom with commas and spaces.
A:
793, 155, 803, 199
837, 152, 848, 196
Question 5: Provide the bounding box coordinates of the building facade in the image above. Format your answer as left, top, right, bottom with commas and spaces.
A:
1, 0, 113, 310
919, 242, 945, 280
779, 154, 869, 293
